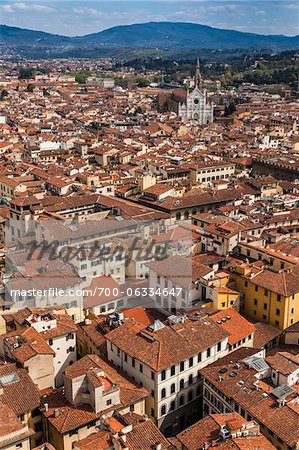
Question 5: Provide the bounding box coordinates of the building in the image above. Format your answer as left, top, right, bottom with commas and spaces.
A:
0, 362, 42, 448
73, 413, 172, 450
230, 261, 299, 330
0, 402, 33, 450
105, 314, 230, 436
173, 412, 275, 450
200, 347, 299, 450
40, 354, 148, 450
159, 59, 213, 125
3, 308, 77, 387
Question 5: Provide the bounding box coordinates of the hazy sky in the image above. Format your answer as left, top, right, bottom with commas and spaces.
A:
0, 0, 298, 36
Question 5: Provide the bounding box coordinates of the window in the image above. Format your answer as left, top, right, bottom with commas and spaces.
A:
217, 342, 221, 352
255, 286, 258, 292
151, 390, 154, 397
124, 354, 127, 362
151, 408, 154, 416
207, 348, 211, 358
263, 303, 268, 310
179, 395, 185, 406
180, 379, 184, 390
171, 383, 175, 394
161, 370, 166, 381
130, 404, 135, 412
171, 365, 175, 376
188, 390, 193, 401
275, 320, 279, 327
189, 357, 193, 367
180, 361, 184, 372
198, 353, 201, 363
277, 294, 281, 302
276, 308, 280, 316
132, 358, 135, 368
189, 374, 193, 385
139, 364, 143, 373
49, 339, 53, 346
254, 299, 258, 306
161, 405, 166, 416
151, 371, 155, 380
106, 399, 112, 406
170, 400, 175, 411
31, 409, 39, 418
245, 281, 248, 287
34, 422, 42, 433
16, 445, 23, 449
161, 388, 166, 399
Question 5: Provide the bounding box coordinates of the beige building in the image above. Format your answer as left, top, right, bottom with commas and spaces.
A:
41, 354, 148, 450
0, 402, 33, 450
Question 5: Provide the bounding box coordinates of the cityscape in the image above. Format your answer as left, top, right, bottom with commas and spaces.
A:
0, 1, 299, 450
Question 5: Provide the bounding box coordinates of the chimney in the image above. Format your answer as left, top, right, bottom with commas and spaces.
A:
44, 403, 49, 412
155, 444, 162, 450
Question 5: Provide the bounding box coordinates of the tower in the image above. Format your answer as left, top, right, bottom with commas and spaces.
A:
194, 58, 202, 89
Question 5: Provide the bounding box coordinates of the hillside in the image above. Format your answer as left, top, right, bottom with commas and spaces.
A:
1, 22, 299, 58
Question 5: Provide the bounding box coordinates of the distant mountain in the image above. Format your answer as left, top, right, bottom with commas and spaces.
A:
0, 24, 70, 46
81, 22, 299, 50
1, 22, 299, 56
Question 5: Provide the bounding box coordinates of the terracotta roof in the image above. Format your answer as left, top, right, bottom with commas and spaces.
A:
41, 354, 148, 434
210, 309, 256, 345
0, 363, 41, 415
106, 317, 229, 371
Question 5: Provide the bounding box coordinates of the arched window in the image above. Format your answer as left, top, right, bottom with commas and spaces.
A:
171, 383, 175, 394
188, 390, 193, 402
170, 400, 175, 411
171, 365, 175, 376
189, 374, 193, 385
161, 370, 166, 381
179, 395, 185, 406
180, 379, 184, 390
161, 405, 166, 416
161, 388, 166, 399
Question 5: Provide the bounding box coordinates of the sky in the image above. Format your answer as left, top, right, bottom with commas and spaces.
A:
0, 0, 298, 37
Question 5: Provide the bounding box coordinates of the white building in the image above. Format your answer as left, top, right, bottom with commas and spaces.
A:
178, 59, 213, 125
106, 314, 229, 436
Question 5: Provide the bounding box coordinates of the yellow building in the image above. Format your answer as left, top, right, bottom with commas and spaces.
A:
230, 262, 299, 330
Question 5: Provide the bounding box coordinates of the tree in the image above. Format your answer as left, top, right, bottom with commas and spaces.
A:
19, 68, 35, 79
224, 101, 236, 116
75, 71, 91, 84
0, 89, 8, 101
135, 77, 150, 87
27, 83, 35, 92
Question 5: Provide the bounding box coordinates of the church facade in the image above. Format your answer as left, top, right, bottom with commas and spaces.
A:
158, 59, 213, 125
